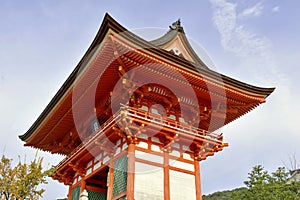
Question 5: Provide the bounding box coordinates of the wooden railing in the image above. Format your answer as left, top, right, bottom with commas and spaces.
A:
121, 104, 221, 142
56, 105, 222, 169
56, 109, 122, 169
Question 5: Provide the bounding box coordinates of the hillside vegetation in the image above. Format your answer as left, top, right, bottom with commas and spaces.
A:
202, 165, 300, 200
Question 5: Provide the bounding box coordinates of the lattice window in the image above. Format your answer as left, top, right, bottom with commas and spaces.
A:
87, 190, 106, 200
112, 154, 128, 197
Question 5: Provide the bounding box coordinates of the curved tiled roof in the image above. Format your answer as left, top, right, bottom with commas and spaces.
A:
150, 19, 208, 68
19, 13, 275, 144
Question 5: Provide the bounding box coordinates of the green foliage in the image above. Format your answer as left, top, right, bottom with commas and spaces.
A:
202, 187, 248, 200
0, 154, 55, 200
203, 165, 300, 200
244, 165, 270, 188
244, 165, 300, 199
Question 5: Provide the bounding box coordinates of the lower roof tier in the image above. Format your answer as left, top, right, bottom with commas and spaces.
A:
52, 105, 227, 185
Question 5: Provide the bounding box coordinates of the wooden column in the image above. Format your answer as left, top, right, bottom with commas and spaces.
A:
106, 160, 115, 200
126, 143, 135, 200
194, 160, 202, 200
68, 185, 73, 200
80, 179, 86, 193
164, 152, 170, 200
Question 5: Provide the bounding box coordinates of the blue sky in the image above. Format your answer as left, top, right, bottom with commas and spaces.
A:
0, 0, 300, 199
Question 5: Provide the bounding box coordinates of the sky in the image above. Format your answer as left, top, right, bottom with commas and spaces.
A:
0, 0, 300, 199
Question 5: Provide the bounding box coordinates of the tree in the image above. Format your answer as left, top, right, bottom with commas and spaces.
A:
0, 154, 55, 200
203, 165, 300, 200
244, 165, 270, 188
243, 165, 300, 200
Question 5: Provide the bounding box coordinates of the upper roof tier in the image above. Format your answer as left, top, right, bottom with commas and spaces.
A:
19, 13, 275, 154
150, 18, 208, 68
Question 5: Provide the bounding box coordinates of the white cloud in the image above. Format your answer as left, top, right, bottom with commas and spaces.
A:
239, 3, 264, 18
209, 0, 282, 86
272, 6, 280, 12
210, 0, 270, 59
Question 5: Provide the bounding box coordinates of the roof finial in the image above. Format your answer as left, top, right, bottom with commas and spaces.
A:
169, 18, 182, 30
